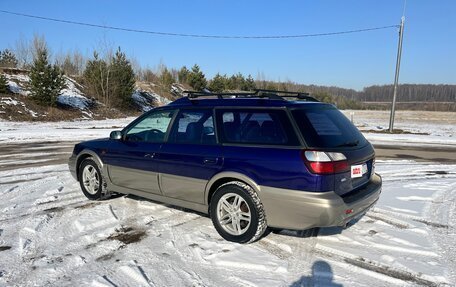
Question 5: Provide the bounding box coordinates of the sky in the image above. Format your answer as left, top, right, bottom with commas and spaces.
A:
0, 0, 455, 90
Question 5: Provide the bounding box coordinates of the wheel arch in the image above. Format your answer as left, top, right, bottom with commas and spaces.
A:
75, 149, 104, 179
205, 171, 261, 207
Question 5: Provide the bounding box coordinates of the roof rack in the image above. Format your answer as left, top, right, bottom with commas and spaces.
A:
255, 89, 319, 102
183, 89, 319, 102
184, 90, 259, 99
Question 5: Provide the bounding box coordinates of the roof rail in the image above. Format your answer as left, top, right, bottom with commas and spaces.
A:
255, 89, 319, 102
183, 90, 258, 99
182, 89, 319, 102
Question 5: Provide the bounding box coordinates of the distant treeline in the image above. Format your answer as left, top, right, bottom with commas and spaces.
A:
359, 84, 456, 103
251, 82, 455, 111
265, 82, 456, 103
1, 35, 454, 111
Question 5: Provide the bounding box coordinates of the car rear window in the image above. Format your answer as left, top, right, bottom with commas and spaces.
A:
217, 109, 300, 146
291, 106, 367, 148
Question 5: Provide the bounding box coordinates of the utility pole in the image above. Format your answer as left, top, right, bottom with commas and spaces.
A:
389, 16, 405, 133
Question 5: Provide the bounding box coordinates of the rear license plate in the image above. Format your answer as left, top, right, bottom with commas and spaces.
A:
351, 163, 368, 178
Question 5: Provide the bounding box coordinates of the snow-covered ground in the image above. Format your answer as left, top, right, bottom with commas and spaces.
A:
342, 110, 456, 148
0, 118, 135, 143
0, 157, 455, 286
0, 110, 455, 286
132, 89, 171, 112
1, 110, 455, 147
5, 73, 92, 110
57, 77, 93, 111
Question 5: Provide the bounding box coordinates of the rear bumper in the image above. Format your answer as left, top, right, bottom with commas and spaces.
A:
68, 154, 77, 180
259, 173, 382, 230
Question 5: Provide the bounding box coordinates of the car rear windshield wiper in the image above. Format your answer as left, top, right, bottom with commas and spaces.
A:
336, 140, 359, 147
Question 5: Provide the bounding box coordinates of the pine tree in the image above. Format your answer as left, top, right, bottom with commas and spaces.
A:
243, 74, 256, 91
159, 67, 175, 90
178, 66, 190, 84
60, 54, 79, 76
226, 75, 237, 90
0, 74, 9, 94
83, 49, 135, 109
83, 52, 110, 106
0, 49, 18, 68
265, 82, 278, 91
188, 64, 207, 91
29, 47, 66, 106
141, 68, 158, 83
110, 48, 135, 109
234, 73, 246, 90
313, 92, 334, 104
208, 73, 226, 92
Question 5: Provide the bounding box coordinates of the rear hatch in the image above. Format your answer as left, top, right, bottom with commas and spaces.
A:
291, 104, 375, 196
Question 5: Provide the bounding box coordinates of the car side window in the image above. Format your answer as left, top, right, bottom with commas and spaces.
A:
125, 109, 176, 143
170, 109, 216, 145
217, 109, 300, 146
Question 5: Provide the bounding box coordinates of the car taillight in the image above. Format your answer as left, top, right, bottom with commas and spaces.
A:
301, 150, 349, 175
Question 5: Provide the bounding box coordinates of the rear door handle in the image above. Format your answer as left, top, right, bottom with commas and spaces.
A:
203, 158, 218, 165
144, 153, 156, 159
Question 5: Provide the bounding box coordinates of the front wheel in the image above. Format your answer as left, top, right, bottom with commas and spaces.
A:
78, 158, 107, 200
210, 181, 267, 243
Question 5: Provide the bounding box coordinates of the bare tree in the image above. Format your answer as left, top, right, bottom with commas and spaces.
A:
84, 36, 115, 105
14, 35, 32, 68
32, 34, 48, 60
55, 49, 87, 76
72, 50, 86, 76
128, 55, 142, 81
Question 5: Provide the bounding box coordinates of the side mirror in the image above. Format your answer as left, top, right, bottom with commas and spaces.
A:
110, 130, 122, 140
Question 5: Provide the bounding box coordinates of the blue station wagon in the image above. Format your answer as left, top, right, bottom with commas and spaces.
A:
69, 90, 382, 243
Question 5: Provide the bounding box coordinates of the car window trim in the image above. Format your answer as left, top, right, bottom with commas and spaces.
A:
121, 107, 168, 135
214, 106, 304, 147
121, 108, 178, 143
167, 107, 219, 146
285, 107, 307, 148
288, 105, 368, 151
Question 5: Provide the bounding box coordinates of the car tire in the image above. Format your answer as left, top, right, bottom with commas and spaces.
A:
78, 158, 108, 200
210, 181, 267, 243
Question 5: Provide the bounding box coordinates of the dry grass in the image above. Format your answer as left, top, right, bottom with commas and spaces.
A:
0, 93, 136, 122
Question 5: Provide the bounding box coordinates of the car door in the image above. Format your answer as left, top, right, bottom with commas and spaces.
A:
104, 109, 177, 194
158, 108, 223, 204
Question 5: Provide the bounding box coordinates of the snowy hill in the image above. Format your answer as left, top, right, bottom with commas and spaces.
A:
4, 71, 93, 110
0, 69, 177, 121
133, 82, 172, 112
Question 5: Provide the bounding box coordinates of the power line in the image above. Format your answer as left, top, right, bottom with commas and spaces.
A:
0, 9, 399, 39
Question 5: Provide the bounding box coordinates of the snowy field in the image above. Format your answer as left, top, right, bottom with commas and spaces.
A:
0, 160, 455, 286
0, 117, 135, 144
342, 110, 456, 148
0, 110, 455, 286
1, 110, 455, 147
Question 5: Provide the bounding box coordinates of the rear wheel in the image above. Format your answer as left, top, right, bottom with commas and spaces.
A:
78, 158, 108, 200
210, 181, 267, 243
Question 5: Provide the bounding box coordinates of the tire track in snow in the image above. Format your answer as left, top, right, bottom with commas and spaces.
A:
314, 244, 443, 286
426, 180, 456, 284
257, 227, 320, 278
1, 160, 455, 286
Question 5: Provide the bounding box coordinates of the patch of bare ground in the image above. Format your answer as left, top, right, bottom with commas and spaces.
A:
107, 226, 147, 245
